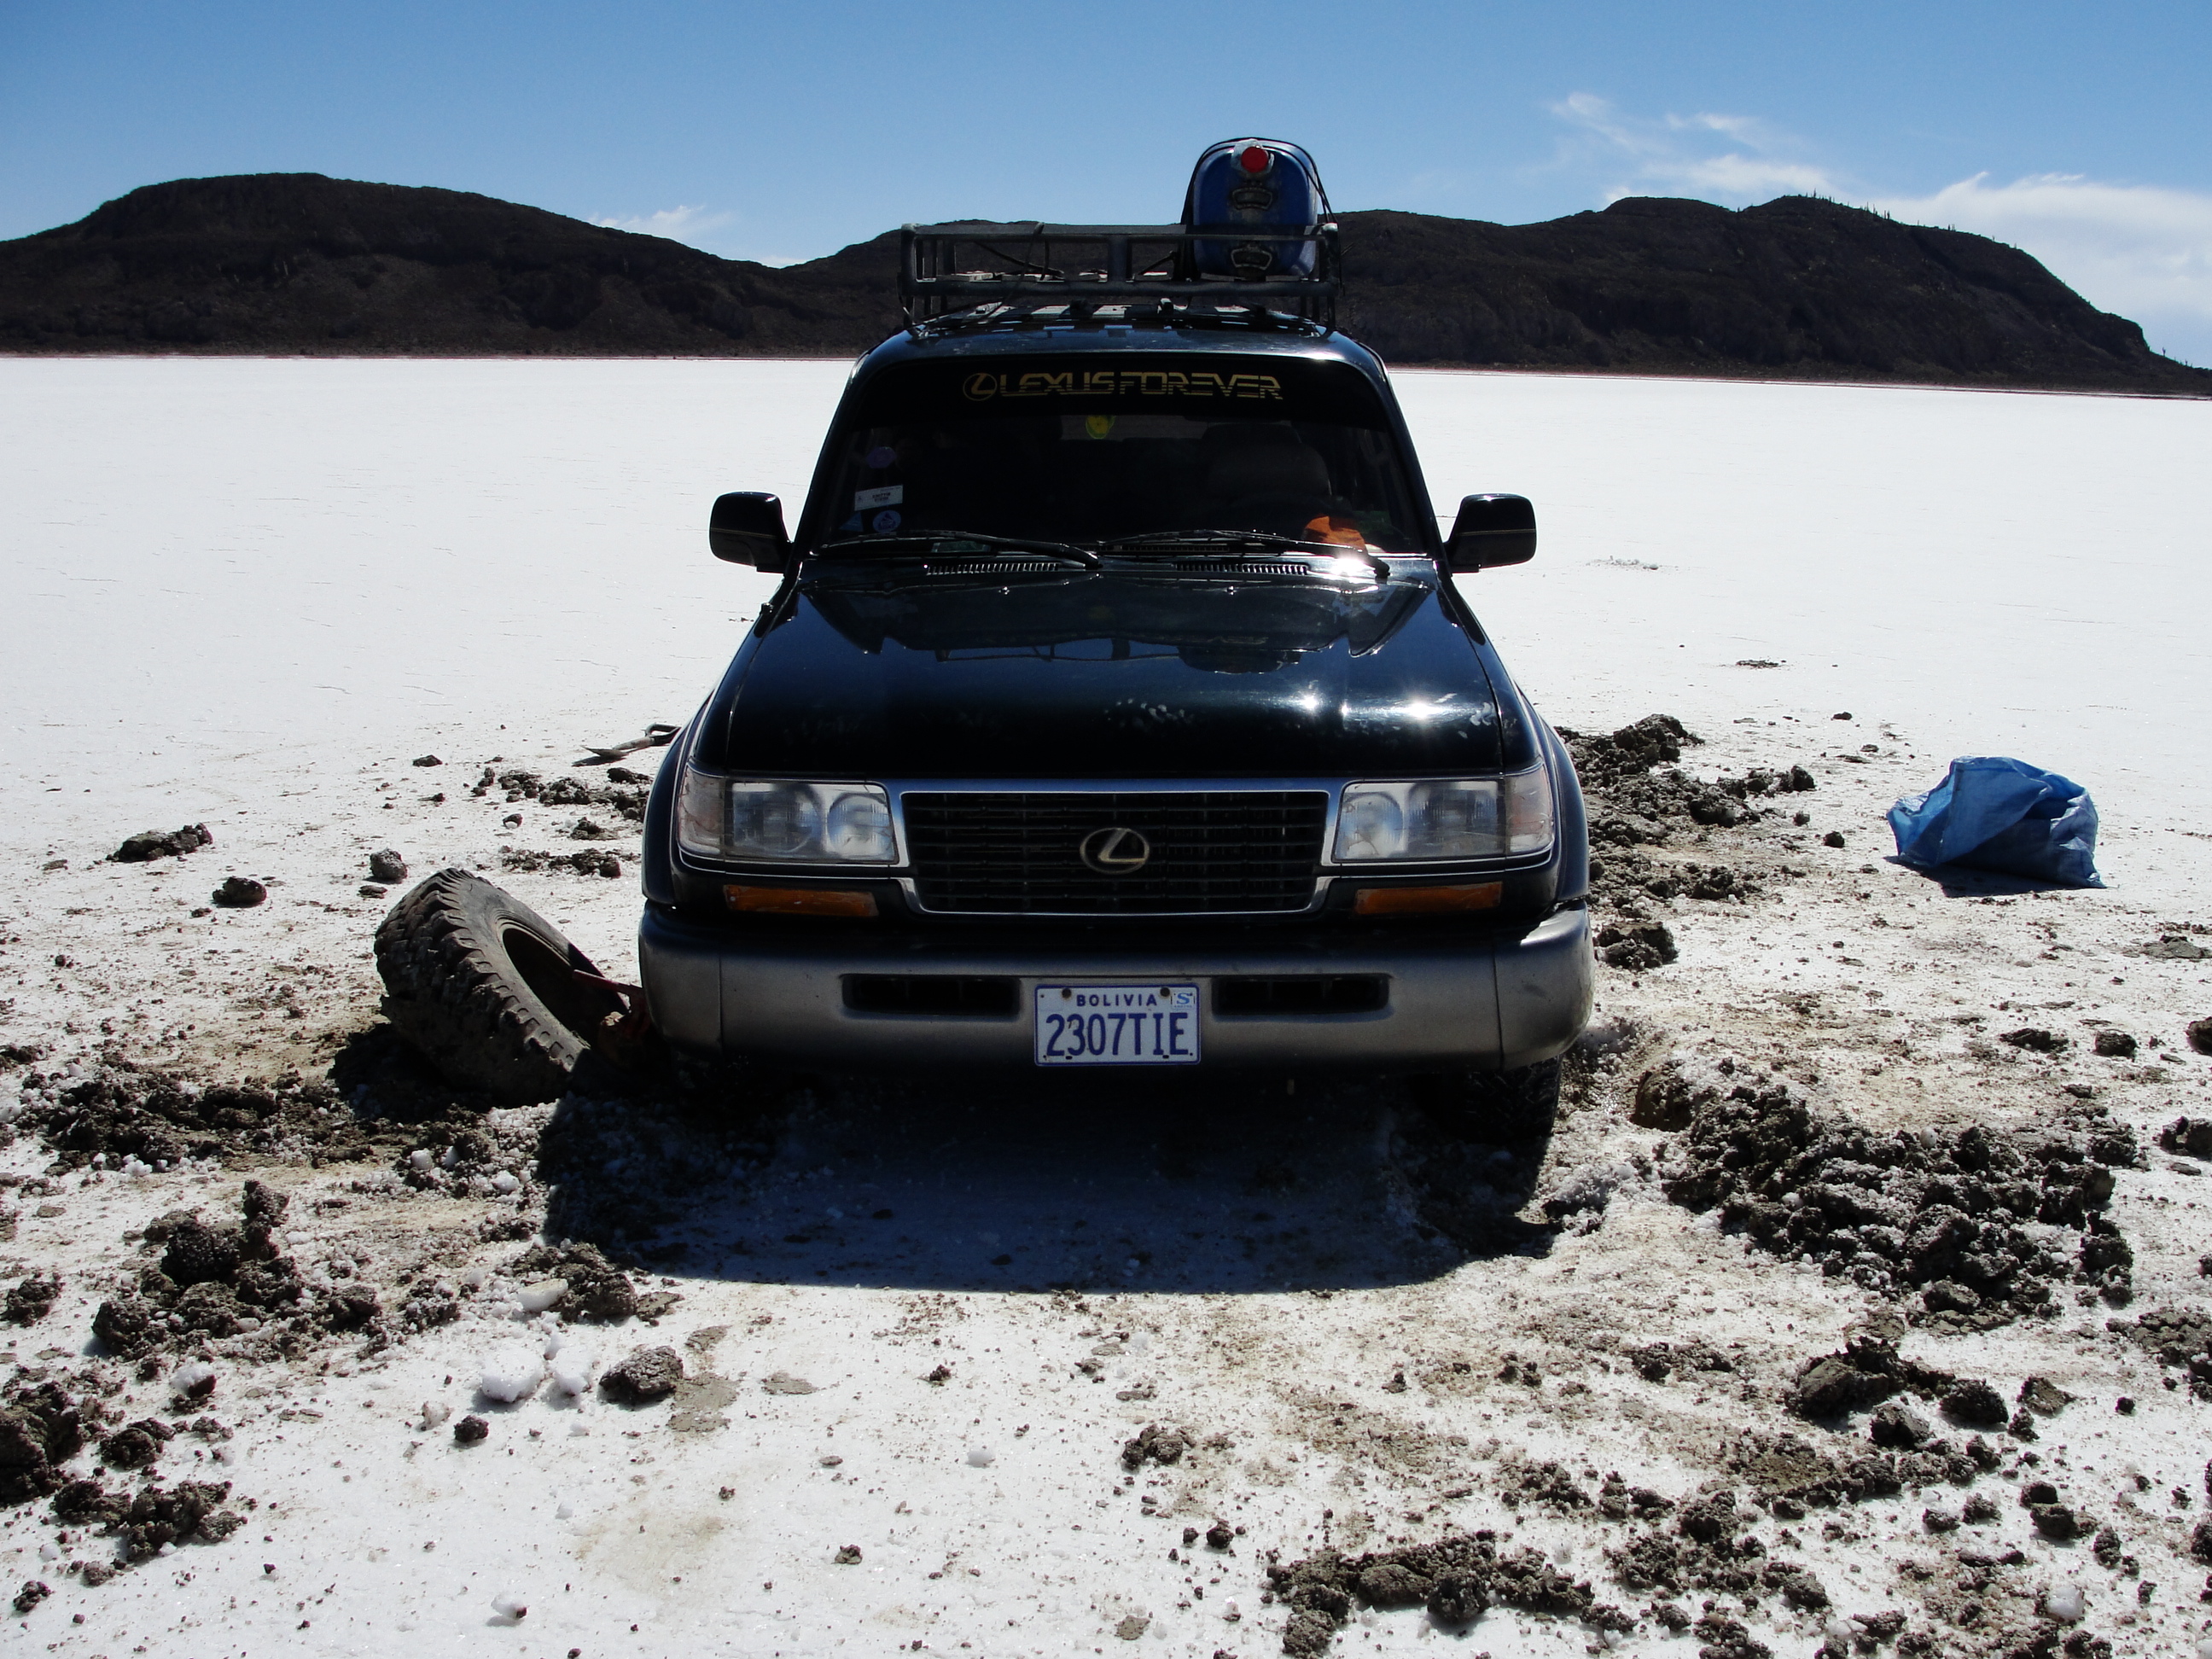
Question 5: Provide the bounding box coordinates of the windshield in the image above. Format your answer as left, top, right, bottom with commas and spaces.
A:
815, 356, 1427, 552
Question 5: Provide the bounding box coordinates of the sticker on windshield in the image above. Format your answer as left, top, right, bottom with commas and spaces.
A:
871, 509, 903, 533
855, 485, 904, 509
864, 445, 898, 469
1084, 414, 1115, 439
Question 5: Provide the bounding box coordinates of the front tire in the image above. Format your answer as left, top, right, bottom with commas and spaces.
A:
1414, 1058, 1562, 1142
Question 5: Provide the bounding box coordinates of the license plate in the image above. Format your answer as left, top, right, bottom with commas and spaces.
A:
1033, 983, 1200, 1066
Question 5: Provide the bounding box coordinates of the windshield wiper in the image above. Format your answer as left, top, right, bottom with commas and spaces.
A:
1098, 530, 1389, 581
817, 530, 1100, 569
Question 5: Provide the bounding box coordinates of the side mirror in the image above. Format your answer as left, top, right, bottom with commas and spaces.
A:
709, 492, 790, 571
1445, 493, 1536, 573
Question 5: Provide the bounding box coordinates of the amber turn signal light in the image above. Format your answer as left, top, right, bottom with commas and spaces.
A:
1352, 882, 1504, 917
724, 883, 878, 918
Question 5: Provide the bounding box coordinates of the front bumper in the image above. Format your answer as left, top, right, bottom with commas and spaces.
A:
637, 905, 1592, 1072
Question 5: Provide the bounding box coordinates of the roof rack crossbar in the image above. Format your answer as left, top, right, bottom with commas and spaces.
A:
899, 221, 1340, 333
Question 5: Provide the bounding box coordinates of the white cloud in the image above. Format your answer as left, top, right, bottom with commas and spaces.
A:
1547, 93, 1841, 206
1869, 173, 2212, 362
591, 204, 736, 243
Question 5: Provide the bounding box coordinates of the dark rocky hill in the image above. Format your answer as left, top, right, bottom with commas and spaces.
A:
1335, 196, 2207, 392
2, 173, 2203, 393
0, 173, 897, 357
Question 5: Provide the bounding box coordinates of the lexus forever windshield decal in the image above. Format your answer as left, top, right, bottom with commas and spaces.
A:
962, 368, 1284, 402
847, 355, 1393, 429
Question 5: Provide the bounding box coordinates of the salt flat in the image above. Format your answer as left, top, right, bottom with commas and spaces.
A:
1, 360, 2209, 1659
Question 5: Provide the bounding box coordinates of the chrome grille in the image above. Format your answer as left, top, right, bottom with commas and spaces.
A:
904, 790, 1327, 915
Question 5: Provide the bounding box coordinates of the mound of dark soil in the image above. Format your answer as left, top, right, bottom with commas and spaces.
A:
1728, 1416, 1997, 1515
0, 1377, 89, 1504
13, 1057, 420, 1171
108, 825, 212, 863
1655, 1065, 2140, 1320
2, 1361, 247, 1575
1610, 1487, 1830, 1611
1558, 713, 1821, 929
1565, 713, 1811, 853
1267, 1531, 1633, 1655
2117, 1307, 2212, 1400
90, 1180, 382, 1364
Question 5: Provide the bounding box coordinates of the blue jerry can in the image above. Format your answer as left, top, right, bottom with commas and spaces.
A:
1181, 139, 1330, 279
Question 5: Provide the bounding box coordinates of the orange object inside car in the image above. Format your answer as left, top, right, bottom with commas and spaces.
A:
1303, 513, 1370, 548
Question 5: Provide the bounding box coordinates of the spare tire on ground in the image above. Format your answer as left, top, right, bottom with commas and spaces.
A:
374, 868, 627, 1103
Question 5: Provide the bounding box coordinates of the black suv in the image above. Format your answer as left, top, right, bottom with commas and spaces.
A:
637, 158, 1591, 1097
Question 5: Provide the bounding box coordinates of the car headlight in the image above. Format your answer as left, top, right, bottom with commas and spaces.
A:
1333, 771, 1554, 861
678, 771, 897, 864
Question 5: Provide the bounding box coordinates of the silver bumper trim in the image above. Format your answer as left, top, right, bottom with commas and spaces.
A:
638, 906, 1592, 1072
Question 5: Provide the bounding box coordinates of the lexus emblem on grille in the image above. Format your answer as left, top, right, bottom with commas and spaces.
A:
1079, 826, 1151, 876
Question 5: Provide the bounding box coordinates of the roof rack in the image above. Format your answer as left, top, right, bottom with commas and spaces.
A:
899, 221, 1340, 334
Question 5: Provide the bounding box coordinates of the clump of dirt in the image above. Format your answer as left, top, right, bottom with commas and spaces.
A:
535, 774, 648, 818
2159, 1117, 2212, 1158
1121, 1423, 1191, 1469
212, 876, 267, 909
90, 1180, 380, 1363
1623, 1338, 1737, 1382
1725, 1406, 1996, 1518
97, 1417, 172, 1469
3, 1274, 61, 1325
1566, 713, 1813, 841
1652, 1061, 2140, 1318
1266, 1530, 1633, 1656
2116, 1307, 2212, 1399
498, 847, 626, 879
108, 824, 212, 863
1595, 919, 1678, 970
500, 1241, 641, 1322
1, 1360, 247, 1578
1785, 1333, 1956, 1420
388, 1113, 546, 1201
1561, 715, 1820, 925
601, 1347, 683, 1405
17, 1057, 436, 1171
1609, 1487, 1831, 1616
0, 1376, 92, 1503
1562, 714, 1701, 789
114, 1480, 243, 1557
1492, 1453, 1592, 1510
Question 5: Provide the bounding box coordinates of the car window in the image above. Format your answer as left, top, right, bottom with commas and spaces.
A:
818, 358, 1425, 551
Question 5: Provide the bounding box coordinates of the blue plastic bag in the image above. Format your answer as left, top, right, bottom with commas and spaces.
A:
1887, 757, 2104, 887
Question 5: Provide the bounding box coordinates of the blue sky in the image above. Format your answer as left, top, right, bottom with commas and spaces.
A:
5, 1, 2210, 363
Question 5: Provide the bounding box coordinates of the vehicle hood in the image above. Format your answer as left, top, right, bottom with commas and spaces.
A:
697, 570, 1511, 778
